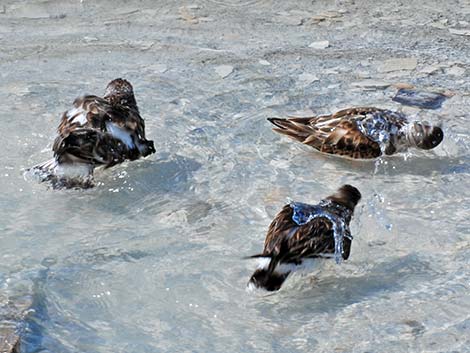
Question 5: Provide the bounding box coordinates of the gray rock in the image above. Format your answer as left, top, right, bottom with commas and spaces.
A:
447, 66, 466, 76
215, 65, 233, 78
351, 79, 390, 90
308, 40, 330, 49
449, 28, 470, 36
392, 88, 448, 109
377, 58, 418, 72
298, 73, 319, 85
419, 65, 441, 74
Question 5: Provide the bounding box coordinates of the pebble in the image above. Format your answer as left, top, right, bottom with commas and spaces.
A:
149, 64, 168, 73
275, 14, 304, 26
449, 28, 470, 36
258, 60, 271, 66
351, 79, 390, 90
377, 58, 418, 72
419, 65, 441, 74
83, 36, 99, 43
393, 82, 415, 89
447, 66, 466, 76
429, 19, 448, 29
308, 40, 330, 49
298, 73, 319, 85
179, 6, 199, 24
311, 11, 343, 22
215, 65, 233, 78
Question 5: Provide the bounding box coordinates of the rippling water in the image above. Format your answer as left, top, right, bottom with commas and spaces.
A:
1, 0, 470, 352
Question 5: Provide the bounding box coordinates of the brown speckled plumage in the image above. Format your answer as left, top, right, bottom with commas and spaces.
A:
247, 185, 361, 291
30, 78, 155, 188
269, 107, 443, 159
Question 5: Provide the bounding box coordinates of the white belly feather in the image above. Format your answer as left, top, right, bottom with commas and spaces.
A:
105, 122, 135, 149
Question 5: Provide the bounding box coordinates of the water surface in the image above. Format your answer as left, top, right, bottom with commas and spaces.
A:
1, 0, 470, 352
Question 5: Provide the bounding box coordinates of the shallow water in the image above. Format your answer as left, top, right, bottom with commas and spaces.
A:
1, 0, 470, 352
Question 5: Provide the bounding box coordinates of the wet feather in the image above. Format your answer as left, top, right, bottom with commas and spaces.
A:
268, 107, 443, 159
247, 185, 361, 291
29, 78, 156, 189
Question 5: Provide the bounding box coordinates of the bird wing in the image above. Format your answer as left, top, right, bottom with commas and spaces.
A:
53, 128, 129, 167
56, 95, 112, 134
269, 107, 383, 159
54, 95, 154, 161
261, 204, 351, 263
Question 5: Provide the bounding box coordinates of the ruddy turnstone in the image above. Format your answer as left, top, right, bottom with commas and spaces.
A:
268, 107, 443, 159
247, 185, 361, 291
30, 78, 155, 188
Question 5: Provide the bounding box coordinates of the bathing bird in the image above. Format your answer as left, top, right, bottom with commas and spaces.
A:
247, 185, 361, 291
30, 78, 155, 188
268, 107, 443, 159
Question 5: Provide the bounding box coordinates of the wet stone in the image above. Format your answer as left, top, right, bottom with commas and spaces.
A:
1, 292, 31, 353
377, 58, 418, 73
392, 88, 448, 109
275, 13, 304, 26
298, 73, 319, 85
393, 82, 415, 90
446, 66, 466, 76
419, 65, 441, 75
214, 65, 233, 78
352, 79, 390, 90
0, 328, 20, 353
449, 28, 470, 36
308, 40, 330, 49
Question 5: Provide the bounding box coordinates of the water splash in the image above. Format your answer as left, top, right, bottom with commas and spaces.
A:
290, 200, 351, 264
356, 110, 405, 154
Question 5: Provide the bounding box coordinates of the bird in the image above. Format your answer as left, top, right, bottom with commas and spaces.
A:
29, 78, 155, 189
247, 184, 361, 291
268, 107, 443, 159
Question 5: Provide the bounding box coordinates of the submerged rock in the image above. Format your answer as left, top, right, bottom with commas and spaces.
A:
0, 292, 31, 353
392, 88, 448, 109
449, 28, 470, 36
214, 65, 233, 78
0, 328, 20, 353
308, 40, 330, 49
377, 58, 418, 73
352, 79, 390, 90
298, 73, 319, 85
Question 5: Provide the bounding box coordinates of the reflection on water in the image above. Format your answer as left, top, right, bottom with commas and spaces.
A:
1, 0, 470, 352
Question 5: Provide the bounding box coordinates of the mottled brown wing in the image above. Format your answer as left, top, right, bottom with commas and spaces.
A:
57, 95, 146, 141
56, 96, 111, 137
319, 119, 382, 159
53, 128, 129, 167
269, 109, 382, 159
263, 204, 351, 262
105, 104, 148, 141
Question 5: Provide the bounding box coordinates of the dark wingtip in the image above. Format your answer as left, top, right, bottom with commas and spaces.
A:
242, 254, 272, 260
267, 117, 287, 129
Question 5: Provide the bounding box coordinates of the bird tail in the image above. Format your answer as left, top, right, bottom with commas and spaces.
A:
247, 266, 290, 292
245, 254, 290, 292
267, 117, 321, 148
26, 158, 94, 189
